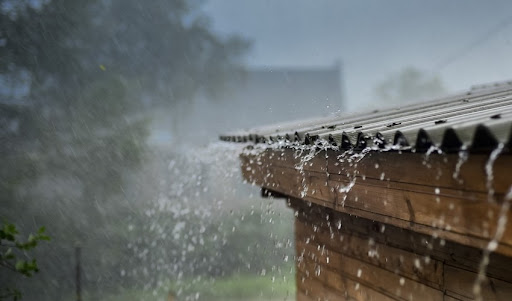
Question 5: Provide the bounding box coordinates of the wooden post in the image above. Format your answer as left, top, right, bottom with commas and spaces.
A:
75, 246, 81, 301
167, 291, 176, 301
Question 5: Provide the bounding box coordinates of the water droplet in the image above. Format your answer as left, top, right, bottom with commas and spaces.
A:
414, 258, 421, 269
488, 240, 498, 251
315, 265, 321, 276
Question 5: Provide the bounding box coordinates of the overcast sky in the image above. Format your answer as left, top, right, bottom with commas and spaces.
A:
202, 0, 512, 111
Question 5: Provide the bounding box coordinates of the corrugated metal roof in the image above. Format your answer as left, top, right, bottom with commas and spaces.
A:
220, 81, 512, 153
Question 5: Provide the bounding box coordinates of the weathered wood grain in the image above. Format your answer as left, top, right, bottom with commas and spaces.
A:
292, 200, 512, 284
241, 148, 512, 256
296, 264, 398, 301
295, 218, 444, 289
325, 151, 511, 195
296, 270, 347, 301
444, 265, 512, 301
242, 147, 512, 300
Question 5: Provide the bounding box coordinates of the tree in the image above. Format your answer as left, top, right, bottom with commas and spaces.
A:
0, 0, 248, 299
375, 67, 446, 105
0, 222, 50, 300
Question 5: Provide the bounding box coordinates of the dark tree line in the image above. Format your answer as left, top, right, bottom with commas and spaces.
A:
0, 0, 248, 299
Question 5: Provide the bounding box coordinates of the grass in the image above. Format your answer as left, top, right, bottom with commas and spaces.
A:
186, 273, 295, 300
102, 272, 296, 301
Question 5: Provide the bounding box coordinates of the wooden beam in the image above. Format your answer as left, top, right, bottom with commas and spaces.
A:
241, 148, 512, 256
295, 218, 444, 289
292, 200, 512, 284
293, 203, 512, 301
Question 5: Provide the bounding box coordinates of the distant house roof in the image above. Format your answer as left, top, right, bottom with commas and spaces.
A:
221, 80, 512, 153
219, 63, 343, 129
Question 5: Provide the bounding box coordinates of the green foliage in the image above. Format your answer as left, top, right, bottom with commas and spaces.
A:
0, 222, 50, 300
0, 0, 249, 300
100, 273, 295, 301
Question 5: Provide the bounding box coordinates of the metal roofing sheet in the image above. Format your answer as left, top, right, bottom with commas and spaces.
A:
220, 81, 512, 153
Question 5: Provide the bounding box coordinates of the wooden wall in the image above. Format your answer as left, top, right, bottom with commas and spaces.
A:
291, 199, 512, 301
241, 149, 512, 256
241, 147, 512, 300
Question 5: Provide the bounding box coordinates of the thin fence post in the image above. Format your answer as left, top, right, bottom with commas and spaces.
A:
75, 246, 81, 301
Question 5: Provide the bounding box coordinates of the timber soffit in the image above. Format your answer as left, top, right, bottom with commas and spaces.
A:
220, 81, 512, 153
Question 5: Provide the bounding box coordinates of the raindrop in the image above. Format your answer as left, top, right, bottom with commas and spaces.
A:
315, 265, 321, 276
485, 143, 504, 202
414, 258, 421, 269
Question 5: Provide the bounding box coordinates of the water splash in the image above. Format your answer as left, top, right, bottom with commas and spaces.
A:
485, 143, 504, 203
128, 141, 296, 300
452, 146, 468, 183
338, 177, 357, 194
473, 187, 512, 300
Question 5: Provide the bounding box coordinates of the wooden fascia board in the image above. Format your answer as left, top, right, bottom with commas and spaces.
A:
240, 148, 512, 257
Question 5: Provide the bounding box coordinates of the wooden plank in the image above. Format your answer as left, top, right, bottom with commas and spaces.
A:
242, 151, 512, 256
444, 265, 512, 301
325, 151, 512, 195
344, 176, 490, 202
296, 261, 398, 301
291, 199, 512, 284
243, 149, 512, 197
328, 178, 512, 247
444, 295, 464, 301
296, 290, 315, 301
296, 270, 347, 301
335, 274, 397, 301
295, 217, 444, 289
292, 200, 512, 300
297, 240, 443, 301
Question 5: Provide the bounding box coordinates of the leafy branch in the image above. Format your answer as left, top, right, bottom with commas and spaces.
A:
0, 222, 50, 300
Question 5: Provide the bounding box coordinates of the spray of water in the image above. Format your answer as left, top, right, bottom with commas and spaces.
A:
473, 143, 508, 300
485, 143, 504, 203
128, 142, 296, 300
453, 146, 468, 184
473, 187, 512, 300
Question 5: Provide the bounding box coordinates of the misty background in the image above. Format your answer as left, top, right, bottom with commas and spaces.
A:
1, 0, 512, 300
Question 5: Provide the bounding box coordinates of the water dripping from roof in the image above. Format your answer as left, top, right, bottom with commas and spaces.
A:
473, 187, 512, 301
453, 146, 469, 184
485, 143, 504, 203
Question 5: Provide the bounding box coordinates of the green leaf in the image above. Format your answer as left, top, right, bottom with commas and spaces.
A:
4, 247, 14, 259
4, 223, 18, 235
28, 234, 35, 243
38, 234, 51, 241
15, 260, 25, 271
